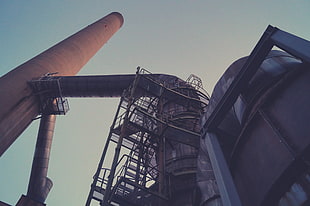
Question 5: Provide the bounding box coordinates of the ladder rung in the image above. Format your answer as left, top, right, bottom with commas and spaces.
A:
118, 182, 134, 192
128, 164, 137, 171
125, 171, 136, 178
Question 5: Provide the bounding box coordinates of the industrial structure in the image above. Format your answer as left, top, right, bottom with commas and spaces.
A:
1, 11, 310, 206
83, 69, 209, 206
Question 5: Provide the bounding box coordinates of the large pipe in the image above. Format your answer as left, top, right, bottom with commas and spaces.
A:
0, 12, 124, 156
30, 75, 137, 98
29, 74, 185, 98
27, 115, 56, 203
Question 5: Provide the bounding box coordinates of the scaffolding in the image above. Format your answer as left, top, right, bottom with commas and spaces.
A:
86, 68, 209, 206
29, 74, 69, 115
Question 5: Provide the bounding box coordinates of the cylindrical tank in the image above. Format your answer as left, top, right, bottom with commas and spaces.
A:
27, 115, 56, 203
158, 75, 206, 206
0, 12, 123, 156
201, 50, 310, 206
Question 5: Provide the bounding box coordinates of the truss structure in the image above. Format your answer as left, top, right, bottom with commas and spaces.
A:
86, 68, 209, 206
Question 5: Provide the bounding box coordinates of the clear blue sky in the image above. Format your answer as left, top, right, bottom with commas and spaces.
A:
1, 1, 310, 205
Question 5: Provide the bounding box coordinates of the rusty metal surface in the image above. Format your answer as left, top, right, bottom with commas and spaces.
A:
0, 12, 123, 156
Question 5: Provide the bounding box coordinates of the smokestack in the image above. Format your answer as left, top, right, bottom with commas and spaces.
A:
0, 12, 124, 156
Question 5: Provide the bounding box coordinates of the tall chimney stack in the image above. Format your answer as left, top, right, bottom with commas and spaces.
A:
0, 12, 124, 156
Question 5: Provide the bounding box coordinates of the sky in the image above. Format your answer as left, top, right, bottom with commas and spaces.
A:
0, 1, 310, 205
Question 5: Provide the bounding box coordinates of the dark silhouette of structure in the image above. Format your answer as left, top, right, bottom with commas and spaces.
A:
1, 12, 310, 206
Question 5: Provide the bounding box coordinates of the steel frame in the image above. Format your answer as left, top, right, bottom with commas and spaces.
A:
30, 75, 69, 115
201, 25, 310, 206
86, 68, 208, 206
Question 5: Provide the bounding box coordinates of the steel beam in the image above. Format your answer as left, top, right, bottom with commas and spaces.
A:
271, 29, 310, 64
200, 25, 310, 206
202, 25, 277, 133
203, 132, 242, 206
203, 25, 310, 133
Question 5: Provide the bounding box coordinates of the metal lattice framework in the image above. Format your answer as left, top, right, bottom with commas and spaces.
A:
86, 68, 209, 206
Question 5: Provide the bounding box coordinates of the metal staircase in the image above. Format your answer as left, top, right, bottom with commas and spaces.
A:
85, 68, 209, 206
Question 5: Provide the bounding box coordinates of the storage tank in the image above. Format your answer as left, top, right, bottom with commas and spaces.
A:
159, 75, 208, 206
199, 50, 310, 206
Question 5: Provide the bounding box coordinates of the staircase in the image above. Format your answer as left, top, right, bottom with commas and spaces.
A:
86, 68, 208, 206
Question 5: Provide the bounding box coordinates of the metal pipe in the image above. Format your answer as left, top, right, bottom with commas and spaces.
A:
29, 74, 184, 98
27, 115, 56, 203
30, 75, 136, 98
0, 12, 124, 156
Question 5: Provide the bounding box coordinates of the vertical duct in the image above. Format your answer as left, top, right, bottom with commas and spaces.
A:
0, 12, 124, 156
27, 115, 56, 203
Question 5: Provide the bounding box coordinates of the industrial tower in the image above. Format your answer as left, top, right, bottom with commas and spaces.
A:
1, 11, 310, 206
85, 68, 209, 206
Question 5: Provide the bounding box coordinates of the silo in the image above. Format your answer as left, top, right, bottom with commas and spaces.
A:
230, 51, 310, 206
200, 50, 310, 206
159, 75, 207, 206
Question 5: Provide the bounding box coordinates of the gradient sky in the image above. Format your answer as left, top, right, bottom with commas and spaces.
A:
1, 1, 310, 205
